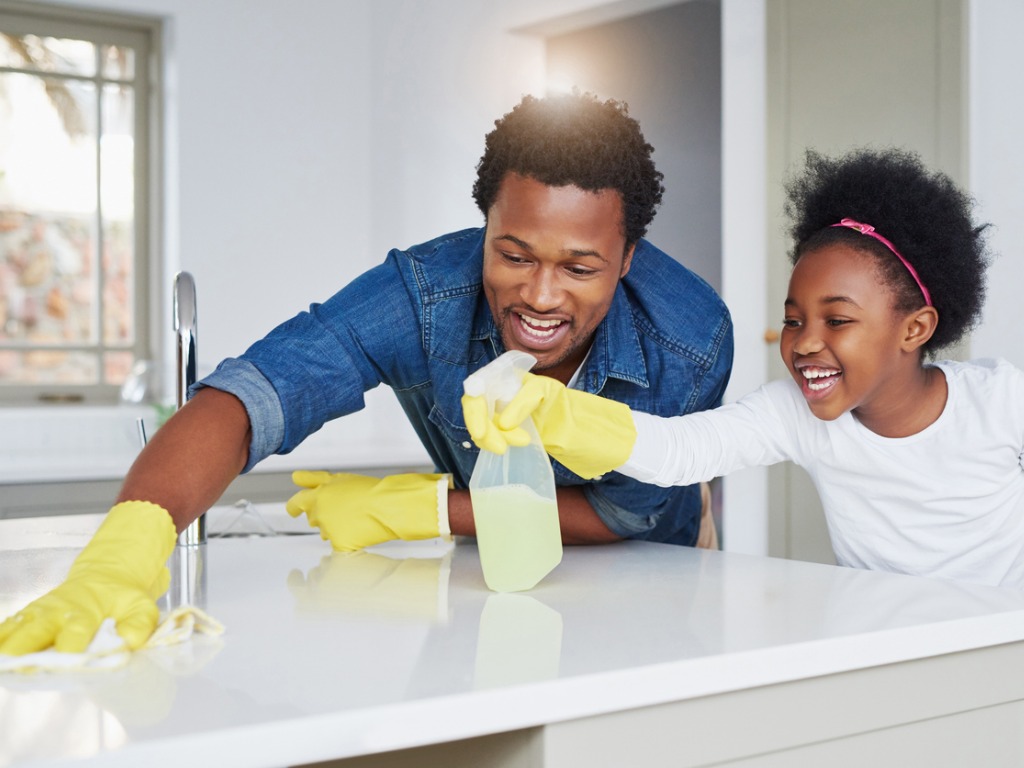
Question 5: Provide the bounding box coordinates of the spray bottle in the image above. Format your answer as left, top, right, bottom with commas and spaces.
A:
463, 351, 562, 592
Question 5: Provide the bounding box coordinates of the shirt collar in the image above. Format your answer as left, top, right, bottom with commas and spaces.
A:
579, 282, 649, 393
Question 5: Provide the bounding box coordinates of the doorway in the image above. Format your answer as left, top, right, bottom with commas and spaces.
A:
544, 0, 722, 291
765, 0, 965, 564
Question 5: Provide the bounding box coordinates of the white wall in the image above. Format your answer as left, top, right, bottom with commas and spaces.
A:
968, 0, 1024, 368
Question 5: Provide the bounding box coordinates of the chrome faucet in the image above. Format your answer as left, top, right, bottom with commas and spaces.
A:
173, 271, 206, 547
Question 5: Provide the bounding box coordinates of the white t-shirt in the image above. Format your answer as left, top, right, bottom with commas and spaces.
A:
622, 359, 1024, 588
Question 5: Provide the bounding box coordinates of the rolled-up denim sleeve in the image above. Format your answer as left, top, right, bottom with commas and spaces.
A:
190, 359, 285, 474
186, 254, 423, 474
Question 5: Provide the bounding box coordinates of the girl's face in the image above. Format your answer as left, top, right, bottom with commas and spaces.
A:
780, 244, 922, 424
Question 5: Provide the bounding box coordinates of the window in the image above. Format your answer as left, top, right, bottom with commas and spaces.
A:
0, 4, 159, 404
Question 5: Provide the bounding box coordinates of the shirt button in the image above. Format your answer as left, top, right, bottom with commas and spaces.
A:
462, 441, 472, 449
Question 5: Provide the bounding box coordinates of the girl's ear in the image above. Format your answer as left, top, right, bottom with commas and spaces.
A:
902, 306, 939, 352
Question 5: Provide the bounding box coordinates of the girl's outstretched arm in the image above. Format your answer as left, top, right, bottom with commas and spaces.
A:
465, 372, 796, 487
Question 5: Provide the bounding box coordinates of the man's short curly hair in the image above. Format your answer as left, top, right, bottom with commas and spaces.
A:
472, 91, 664, 249
784, 147, 990, 354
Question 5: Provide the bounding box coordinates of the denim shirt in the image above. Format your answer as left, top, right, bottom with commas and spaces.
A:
197, 228, 733, 545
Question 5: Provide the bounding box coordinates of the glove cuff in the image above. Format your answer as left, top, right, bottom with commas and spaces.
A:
70, 501, 177, 588
108, 500, 178, 552
436, 475, 454, 541
556, 395, 638, 479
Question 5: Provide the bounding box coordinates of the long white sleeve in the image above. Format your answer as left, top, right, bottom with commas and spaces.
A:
619, 381, 799, 487
622, 360, 1024, 589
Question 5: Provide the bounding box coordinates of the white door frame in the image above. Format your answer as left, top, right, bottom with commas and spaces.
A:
721, 0, 770, 555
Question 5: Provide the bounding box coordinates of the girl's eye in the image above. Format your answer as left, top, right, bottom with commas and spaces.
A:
782, 318, 800, 329
826, 318, 851, 327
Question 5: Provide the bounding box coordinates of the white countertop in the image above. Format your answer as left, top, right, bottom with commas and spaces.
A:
4, 506, 1024, 767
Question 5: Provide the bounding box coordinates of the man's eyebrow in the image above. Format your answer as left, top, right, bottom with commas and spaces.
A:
565, 247, 607, 263
493, 233, 608, 263
494, 233, 533, 252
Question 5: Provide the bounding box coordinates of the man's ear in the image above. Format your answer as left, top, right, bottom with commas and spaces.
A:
620, 243, 636, 278
902, 306, 939, 352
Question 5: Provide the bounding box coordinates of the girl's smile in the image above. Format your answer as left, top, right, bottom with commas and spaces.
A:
796, 364, 843, 399
781, 244, 944, 436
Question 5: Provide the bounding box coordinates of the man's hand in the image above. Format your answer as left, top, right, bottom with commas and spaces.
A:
286, 471, 452, 551
0, 501, 177, 655
462, 372, 637, 479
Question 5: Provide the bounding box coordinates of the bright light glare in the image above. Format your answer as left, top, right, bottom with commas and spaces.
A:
545, 72, 577, 95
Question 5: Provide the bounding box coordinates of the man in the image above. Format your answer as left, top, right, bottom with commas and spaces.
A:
0, 91, 732, 655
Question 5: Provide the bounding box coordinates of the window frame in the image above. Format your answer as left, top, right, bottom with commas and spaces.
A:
0, 2, 162, 405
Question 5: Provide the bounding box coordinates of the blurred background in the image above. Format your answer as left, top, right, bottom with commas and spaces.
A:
0, 0, 1021, 566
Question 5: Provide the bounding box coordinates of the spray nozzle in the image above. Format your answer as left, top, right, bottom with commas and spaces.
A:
463, 350, 537, 411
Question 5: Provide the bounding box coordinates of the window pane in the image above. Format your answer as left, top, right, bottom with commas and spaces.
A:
102, 219, 133, 347
101, 83, 135, 347
0, 211, 96, 348
101, 44, 134, 80
0, 348, 98, 385
0, 72, 97, 210
0, 68, 100, 386
0, 32, 96, 76
103, 349, 133, 385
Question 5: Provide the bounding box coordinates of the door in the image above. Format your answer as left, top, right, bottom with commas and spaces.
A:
765, 0, 965, 563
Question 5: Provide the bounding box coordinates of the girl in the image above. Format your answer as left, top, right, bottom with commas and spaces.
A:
464, 147, 1024, 588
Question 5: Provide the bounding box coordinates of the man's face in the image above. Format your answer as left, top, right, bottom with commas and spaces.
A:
482, 173, 634, 385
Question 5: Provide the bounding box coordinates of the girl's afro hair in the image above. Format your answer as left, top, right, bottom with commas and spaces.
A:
785, 147, 990, 353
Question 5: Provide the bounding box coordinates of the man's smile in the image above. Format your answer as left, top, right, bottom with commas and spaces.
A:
517, 312, 566, 339
508, 310, 572, 352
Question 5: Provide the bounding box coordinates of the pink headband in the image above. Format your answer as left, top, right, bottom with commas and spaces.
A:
831, 218, 933, 307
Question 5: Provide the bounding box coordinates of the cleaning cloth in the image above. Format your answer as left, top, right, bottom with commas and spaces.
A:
0, 606, 224, 674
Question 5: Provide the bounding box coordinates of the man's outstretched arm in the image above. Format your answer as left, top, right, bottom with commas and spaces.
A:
117, 386, 252, 534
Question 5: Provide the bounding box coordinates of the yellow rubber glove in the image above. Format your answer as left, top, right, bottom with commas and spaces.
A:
0, 501, 176, 655
462, 371, 637, 479
286, 471, 453, 552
